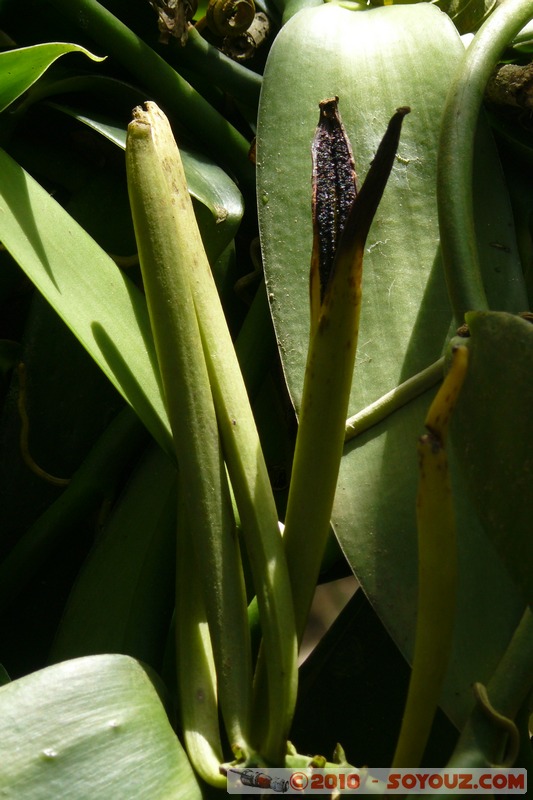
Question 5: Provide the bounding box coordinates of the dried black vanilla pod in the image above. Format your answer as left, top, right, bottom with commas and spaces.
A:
311, 97, 358, 307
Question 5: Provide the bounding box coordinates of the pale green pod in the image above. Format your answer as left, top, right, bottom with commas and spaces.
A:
126, 104, 252, 753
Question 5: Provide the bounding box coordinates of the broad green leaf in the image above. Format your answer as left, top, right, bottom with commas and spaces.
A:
258, 4, 526, 416
257, 2, 526, 727
0, 654, 202, 799
451, 312, 533, 607
0, 43, 105, 114
0, 146, 172, 456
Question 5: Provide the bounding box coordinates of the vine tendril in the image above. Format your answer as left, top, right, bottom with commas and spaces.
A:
473, 681, 520, 767
205, 0, 255, 38
17, 363, 71, 487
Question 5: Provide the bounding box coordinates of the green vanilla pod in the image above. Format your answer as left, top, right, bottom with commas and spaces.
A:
175, 488, 226, 788
131, 102, 297, 765
126, 104, 253, 753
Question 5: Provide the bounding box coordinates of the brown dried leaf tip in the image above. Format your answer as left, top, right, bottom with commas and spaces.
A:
148, 0, 198, 45
311, 97, 358, 306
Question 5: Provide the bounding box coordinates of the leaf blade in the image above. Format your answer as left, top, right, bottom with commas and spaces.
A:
0, 146, 172, 455
0, 654, 202, 799
0, 43, 105, 113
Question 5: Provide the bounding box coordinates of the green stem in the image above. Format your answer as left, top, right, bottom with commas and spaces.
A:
283, 278, 362, 643
344, 358, 444, 442
187, 203, 298, 768
131, 103, 297, 764
392, 346, 468, 768
126, 106, 253, 752
437, 0, 533, 322
46, 0, 254, 189
283, 107, 409, 644
175, 486, 226, 788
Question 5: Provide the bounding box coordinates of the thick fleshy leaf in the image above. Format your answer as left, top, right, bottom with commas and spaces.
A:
0, 146, 172, 456
451, 312, 533, 607
0, 43, 105, 113
257, 2, 527, 727
0, 654, 202, 799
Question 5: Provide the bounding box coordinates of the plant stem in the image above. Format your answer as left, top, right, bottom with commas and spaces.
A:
392, 346, 468, 768
127, 102, 297, 765
47, 0, 254, 189
175, 486, 226, 788
344, 358, 444, 442
172, 161, 298, 764
437, 0, 533, 323
447, 606, 533, 770
126, 106, 253, 752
